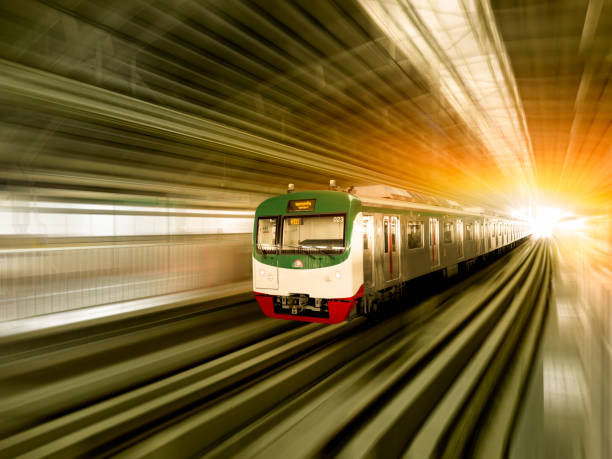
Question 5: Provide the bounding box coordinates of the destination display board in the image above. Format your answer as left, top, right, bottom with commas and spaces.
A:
287, 199, 316, 212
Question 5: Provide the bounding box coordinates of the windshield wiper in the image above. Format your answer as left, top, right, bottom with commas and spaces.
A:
282, 245, 316, 259
300, 246, 339, 259
257, 244, 279, 258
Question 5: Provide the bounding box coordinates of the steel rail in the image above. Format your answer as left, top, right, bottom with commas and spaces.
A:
405, 242, 550, 458
0, 240, 542, 458
0, 291, 254, 358
335, 242, 545, 458
0, 321, 351, 458
203, 241, 538, 458
117, 243, 535, 458
470, 242, 552, 458
0, 299, 258, 371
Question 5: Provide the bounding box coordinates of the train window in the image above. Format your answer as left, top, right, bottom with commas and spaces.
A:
256, 217, 279, 250
384, 218, 389, 253
408, 222, 424, 249
443, 221, 454, 243
498, 224, 502, 236
363, 216, 371, 250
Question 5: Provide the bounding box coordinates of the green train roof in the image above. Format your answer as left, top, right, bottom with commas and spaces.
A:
255, 190, 360, 216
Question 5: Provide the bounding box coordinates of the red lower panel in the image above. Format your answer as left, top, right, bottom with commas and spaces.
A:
254, 285, 364, 324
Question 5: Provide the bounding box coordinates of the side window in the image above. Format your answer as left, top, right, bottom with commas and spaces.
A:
256, 217, 278, 248
408, 222, 424, 248
443, 221, 454, 243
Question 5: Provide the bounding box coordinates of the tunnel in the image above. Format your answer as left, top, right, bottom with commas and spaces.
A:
0, 1, 610, 457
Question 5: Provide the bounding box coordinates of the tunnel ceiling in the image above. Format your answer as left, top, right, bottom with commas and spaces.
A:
0, 0, 611, 215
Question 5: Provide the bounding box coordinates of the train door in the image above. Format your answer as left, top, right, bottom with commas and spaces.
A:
383, 216, 400, 282
391, 216, 399, 279
481, 221, 485, 252
474, 221, 480, 254
362, 215, 374, 289
491, 223, 497, 249
456, 220, 464, 258
429, 217, 440, 267
483, 221, 487, 252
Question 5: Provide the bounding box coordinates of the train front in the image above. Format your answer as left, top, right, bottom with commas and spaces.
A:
252, 190, 363, 324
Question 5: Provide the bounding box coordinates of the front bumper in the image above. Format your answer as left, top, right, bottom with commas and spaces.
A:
254, 285, 364, 324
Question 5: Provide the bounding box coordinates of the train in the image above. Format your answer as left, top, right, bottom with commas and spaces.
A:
252, 184, 530, 324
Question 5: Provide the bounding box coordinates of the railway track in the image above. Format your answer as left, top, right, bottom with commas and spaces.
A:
0, 240, 550, 458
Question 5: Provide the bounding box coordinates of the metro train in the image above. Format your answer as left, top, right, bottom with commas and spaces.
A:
252, 184, 529, 324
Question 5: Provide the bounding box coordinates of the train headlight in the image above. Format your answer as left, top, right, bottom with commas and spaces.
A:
335, 271, 341, 279
259, 269, 265, 276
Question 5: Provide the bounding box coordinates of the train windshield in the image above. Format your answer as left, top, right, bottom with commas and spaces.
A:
281, 214, 345, 253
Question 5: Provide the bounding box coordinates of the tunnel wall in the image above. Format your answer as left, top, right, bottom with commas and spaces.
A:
0, 233, 252, 322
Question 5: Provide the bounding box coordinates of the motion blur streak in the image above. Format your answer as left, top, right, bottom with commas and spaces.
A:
359, 0, 535, 199
512, 216, 612, 459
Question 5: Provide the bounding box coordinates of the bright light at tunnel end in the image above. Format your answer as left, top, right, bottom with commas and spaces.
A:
529, 206, 563, 239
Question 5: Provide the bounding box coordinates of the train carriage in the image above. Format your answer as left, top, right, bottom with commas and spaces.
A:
253, 185, 529, 324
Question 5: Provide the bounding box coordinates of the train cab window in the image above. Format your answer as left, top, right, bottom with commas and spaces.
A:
408, 222, 424, 249
443, 221, 454, 243
281, 214, 345, 253
256, 217, 279, 251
